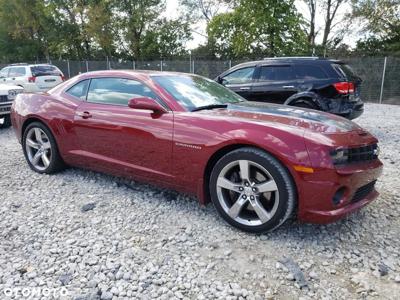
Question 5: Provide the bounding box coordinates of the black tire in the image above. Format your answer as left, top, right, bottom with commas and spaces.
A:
22, 121, 66, 174
292, 99, 318, 110
209, 147, 297, 233
0, 115, 12, 128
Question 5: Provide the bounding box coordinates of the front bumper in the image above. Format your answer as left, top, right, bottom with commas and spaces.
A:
296, 159, 383, 224
0, 102, 12, 116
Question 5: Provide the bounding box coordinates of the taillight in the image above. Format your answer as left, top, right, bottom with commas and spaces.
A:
333, 82, 354, 94
61, 75, 65, 81
28, 76, 36, 83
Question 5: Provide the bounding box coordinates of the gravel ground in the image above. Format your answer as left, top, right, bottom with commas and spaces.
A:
0, 103, 399, 300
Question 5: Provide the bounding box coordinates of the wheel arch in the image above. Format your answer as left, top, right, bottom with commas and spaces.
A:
22, 117, 49, 137
284, 91, 321, 109
21, 117, 61, 150
201, 143, 298, 206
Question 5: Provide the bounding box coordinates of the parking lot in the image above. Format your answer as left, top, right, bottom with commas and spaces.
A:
0, 103, 399, 299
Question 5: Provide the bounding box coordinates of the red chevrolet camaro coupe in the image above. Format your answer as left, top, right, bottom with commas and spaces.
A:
11, 70, 383, 233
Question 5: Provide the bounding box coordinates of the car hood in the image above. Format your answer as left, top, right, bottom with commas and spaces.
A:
202, 101, 363, 134
0, 84, 24, 94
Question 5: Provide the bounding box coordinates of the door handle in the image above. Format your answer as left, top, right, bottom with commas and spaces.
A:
239, 87, 250, 90
78, 111, 92, 119
12, 78, 15, 80
282, 85, 295, 89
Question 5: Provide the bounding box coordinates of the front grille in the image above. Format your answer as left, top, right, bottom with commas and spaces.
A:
0, 95, 9, 103
348, 144, 378, 164
351, 180, 376, 203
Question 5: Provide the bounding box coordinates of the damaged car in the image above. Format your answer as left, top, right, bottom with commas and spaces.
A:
215, 57, 364, 119
11, 70, 382, 233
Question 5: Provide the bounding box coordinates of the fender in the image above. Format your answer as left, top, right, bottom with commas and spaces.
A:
284, 91, 323, 109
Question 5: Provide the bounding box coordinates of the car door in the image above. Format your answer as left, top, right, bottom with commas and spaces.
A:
250, 65, 298, 104
220, 66, 256, 99
7, 67, 27, 86
73, 77, 174, 182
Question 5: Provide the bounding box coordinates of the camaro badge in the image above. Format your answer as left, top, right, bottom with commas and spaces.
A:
175, 142, 202, 150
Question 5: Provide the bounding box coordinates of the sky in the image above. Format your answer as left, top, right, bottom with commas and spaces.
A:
164, 0, 358, 50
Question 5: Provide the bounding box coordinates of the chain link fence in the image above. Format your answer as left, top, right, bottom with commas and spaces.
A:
1, 57, 399, 104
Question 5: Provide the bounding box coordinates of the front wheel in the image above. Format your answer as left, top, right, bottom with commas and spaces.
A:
22, 122, 65, 174
209, 147, 297, 233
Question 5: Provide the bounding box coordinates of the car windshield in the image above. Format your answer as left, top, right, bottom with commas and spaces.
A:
152, 75, 245, 111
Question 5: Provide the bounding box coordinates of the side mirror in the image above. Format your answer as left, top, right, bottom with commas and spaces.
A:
217, 76, 227, 85
128, 97, 167, 114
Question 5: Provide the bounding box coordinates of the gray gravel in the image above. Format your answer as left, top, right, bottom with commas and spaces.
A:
0, 103, 399, 299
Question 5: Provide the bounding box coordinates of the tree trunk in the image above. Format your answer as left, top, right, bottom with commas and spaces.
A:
307, 0, 316, 47
132, 32, 141, 60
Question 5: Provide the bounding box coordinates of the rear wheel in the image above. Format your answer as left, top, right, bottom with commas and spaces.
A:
22, 122, 65, 174
0, 115, 12, 129
209, 147, 296, 233
292, 99, 318, 110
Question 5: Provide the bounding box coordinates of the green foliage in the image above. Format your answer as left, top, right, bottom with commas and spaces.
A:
207, 0, 308, 58
0, 0, 397, 62
0, 0, 191, 62
352, 0, 400, 55
141, 19, 191, 59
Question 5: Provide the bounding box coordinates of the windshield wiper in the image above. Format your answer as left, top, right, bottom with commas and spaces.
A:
191, 104, 228, 112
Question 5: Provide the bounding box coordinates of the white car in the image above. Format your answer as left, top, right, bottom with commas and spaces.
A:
0, 84, 24, 128
0, 64, 65, 92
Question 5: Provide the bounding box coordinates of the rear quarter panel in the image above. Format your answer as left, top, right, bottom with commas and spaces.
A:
12, 92, 80, 160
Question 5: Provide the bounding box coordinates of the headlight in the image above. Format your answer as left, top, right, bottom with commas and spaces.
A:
330, 148, 349, 165
373, 145, 380, 158
7, 89, 23, 100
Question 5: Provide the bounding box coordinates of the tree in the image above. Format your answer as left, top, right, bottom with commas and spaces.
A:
114, 0, 164, 60
351, 0, 400, 55
321, 0, 347, 48
141, 19, 191, 59
86, 0, 118, 58
47, 0, 94, 59
180, 0, 232, 23
0, 0, 51, 61
304, 0, 317, 48
207, 0, 307, 58
352, 0, 400, 37
301, 0, 350, 54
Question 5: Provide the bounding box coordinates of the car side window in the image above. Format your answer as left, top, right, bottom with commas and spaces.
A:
0, 68, 9, 78
295, 65, 328, 79
259, 66, 295, 81
9, 67, 26, 77
222, 67, 255, 84
66, 79, 90, 100
87, 78, 158, 106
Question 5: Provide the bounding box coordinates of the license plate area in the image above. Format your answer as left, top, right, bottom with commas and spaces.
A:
0, 106, 11, 112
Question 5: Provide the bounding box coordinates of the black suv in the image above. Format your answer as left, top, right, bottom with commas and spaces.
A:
215, 57, 364, 119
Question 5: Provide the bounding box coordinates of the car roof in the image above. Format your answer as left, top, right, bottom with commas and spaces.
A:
6, 63, 60, 68
233, 57, 342, 68
78, 69, 201, 81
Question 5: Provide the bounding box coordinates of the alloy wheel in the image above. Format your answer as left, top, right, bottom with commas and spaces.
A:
25, 127, 52, 171
216, 159, 280, 226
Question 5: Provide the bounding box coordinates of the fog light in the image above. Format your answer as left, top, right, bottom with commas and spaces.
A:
332, 187, 346, 206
